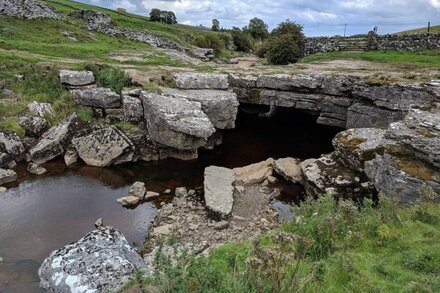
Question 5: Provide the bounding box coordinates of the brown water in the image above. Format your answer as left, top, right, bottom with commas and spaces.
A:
0, 108, 341, 292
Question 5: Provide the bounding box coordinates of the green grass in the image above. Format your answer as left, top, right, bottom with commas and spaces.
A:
300, 50, 440, 68
127, 195, 440, 292
396, 25, 440, 35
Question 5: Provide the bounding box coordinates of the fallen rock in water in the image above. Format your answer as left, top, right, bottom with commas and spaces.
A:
0, 168, 17, 185
162, 88, 239, 129
204, 166, 235, 220
117, 195, 140, 207
233, 158, 274, 185
72, 126, 135, 167
273, 157, 303, 183
300, 153, 376, 200
94, 218, 103, 228
174, 73, 229, 90
27, 163, 47, 175
0, 0, 62, 19
64, 148, 78, 166
0, 130, 26, 168
27, 101, 55, 117
0, 187, 7, 193
145, 191, 160, 201
29, 114, 81, 164
38, 227, 149, 292
72, 87, 121, 109
19, 116, 50, 138
141, 92, 215, 150
128, 181, 146, 200
59, 70, 95, 86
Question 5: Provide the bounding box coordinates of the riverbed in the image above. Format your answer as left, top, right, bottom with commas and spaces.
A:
0, 108, 340, 292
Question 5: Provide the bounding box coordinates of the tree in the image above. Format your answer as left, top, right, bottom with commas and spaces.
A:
149, 8, 161, 22
212, 19, 220, 31
230, 28, 253, 52
246, 17, 269, 41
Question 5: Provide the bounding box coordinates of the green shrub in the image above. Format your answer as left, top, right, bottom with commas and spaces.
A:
230, 29, 253, 52
93, 66, 132, 94
193, 34, 225, 57
266, 35, 302, 65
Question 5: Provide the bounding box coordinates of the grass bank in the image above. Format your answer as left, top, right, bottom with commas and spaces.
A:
126, 195, 440, 292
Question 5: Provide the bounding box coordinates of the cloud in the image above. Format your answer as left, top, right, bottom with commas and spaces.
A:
76, 0, 440, 36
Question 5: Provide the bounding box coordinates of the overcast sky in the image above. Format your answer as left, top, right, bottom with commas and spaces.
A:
81, 0, 440, 36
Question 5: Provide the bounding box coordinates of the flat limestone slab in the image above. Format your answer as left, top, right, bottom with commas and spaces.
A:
175, 73, 229, 90
204, 166, 235, 220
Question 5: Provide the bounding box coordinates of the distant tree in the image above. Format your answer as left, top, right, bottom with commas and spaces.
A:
167, 11, 177, 24
149, 8, 161, 22
246, 17, 269, 41
212, 19, 220, 31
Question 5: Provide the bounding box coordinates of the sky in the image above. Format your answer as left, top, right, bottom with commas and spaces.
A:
81, 0, 440, 36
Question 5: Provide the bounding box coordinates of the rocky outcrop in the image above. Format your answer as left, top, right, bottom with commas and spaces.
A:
0, 131, 25, 168
72, 87, 121, 109
19, 116, 50, 138
204, 166, 235, 220
72, 126, 135, 167
59, 70, 94, 86
38, 227, 148, 292
29, 114, 81, 164
0, 168, 17, 185
141, 92, 215, 150
162, 88, 239, 129
0, 0, 62, 19
122, 95, 144, 123
175, 73, 229, 90
27, 101, 55, 117
273, 157, 303, 183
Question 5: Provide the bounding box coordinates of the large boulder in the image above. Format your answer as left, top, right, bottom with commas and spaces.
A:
300, 153, 376, 200
38, 227, 149, 293
0, 131, 25, 167
233, 158, 274, 185
27, 101, 55, 117
72, 126, 135, 167
273, 157, 303, 183
0, 0, 62, 19
141, 92, 215, 150
175, 73, 229, 90
29, 114, 81, 164
19, 116, 50, 138
204, 166, 235, 220
59, 70, 95, 86
0, 168, 17, 185
72, 87, 121, 108
122, 95, 144, 122
162, 88, 239, 129
257, 74, 320, 91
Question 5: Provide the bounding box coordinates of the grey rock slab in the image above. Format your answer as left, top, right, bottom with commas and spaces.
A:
273, 157, 303, 183
72, 87, 121, 108
38, 227, 148, 292
27, 101, 55, 117
204, 166, 235, 220
346, 103, 403, 129
19, 116, 50, 138
175, 73, 229, 90
0, 131, 25, 165
0, 0, 62, 19
122, 95, 144, 122
257, 74, 320, 91
0, 168, 17, 185
59, 70, 95, 86
128, 181, 146, 200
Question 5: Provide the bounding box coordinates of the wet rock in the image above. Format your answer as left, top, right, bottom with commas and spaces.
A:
72, 87, 121, 109
38, 227, 148, 292
233, 158, 274, 185
162, 88, 239, 129
94, 218, 103, 228
273, 157, 303, 183
59, 70, 94, 86
333, 128, 396, 171
365, 153, 440, 204
27, 101, 55, 117
72, 126, 135, 167
128, 181, 146, 200
0, 168, 17, 185
19, 116, 50, 138
0, 187, 6, 193
145, 191, 160, 201
257, 74, 320, 91
30, 114, 81, 164
175, 187, 188, 198
141, 92, 215, 150
0, 0, 62, 19
117, 195, 140, 207
27, 163, 47, 175
123, 95, 144, 122
175, 73, 229, 90
204, 166, 235, 220
159, 148, 198, 161
64, 148, 78, 166
0, 131, 25, 167
300, 153, 376, 200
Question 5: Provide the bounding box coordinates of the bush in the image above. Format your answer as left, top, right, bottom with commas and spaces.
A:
230, 29, 253, 52
193, 34, 225, 57
265, 35, 302, 65
85, 64, 132, 93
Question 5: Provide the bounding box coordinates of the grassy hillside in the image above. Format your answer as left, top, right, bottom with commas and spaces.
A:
396, 25, 440, 35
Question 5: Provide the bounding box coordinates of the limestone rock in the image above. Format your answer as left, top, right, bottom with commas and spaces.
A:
162, 88, 239, 129
72, 87, 121, 109
19, 116, 50, 138
257, 74, 320, 91
346, 103, 403, 129
0, 0, 62, 19
128, 181, 146, 200
233, 158, 274, 185
38, 228, 148, 292
59, 70, 95, 86
175, 73, 229, 90
27, 101, 55, 117
273, 157, 303, 183
141, 92, 215, 150
27, 163, 47, 175
72, 126, 135, 167
175, 187, 188, 198
0, 168, 17, 185
64, 148, 78, 166
260, 90, 323, 110
300, 153, 376, 200
0, 131, 25, 167
122, 95, 144, 122
145, 191, 160, 201
204, 166, 235, 220
117, 195, 140, 207
29, 114, 81, 164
